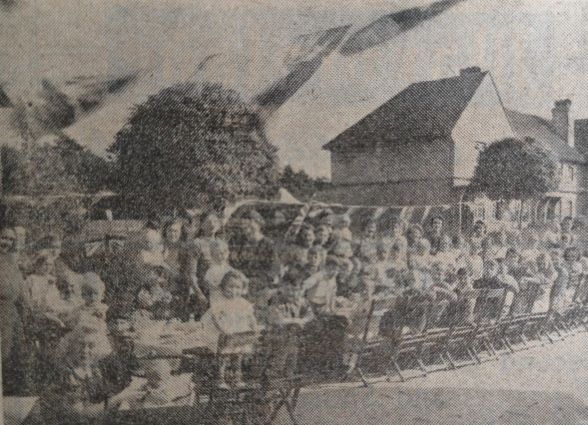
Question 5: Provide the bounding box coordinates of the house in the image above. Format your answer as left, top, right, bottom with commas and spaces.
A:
505, 100, 587, 221
318, 67, 514, 208
317, 66, 588, 227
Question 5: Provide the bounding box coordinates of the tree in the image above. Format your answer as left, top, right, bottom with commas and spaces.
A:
1, 137, 113, 196
109, 82, 279, 214
469, 137, 559, 223
278, 165, 330, 202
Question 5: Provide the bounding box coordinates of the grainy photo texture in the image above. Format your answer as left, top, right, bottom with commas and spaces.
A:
2, 0, 588, 424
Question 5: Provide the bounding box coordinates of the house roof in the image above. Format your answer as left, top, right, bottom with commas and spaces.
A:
505, 108, 586, 164
323, 70, 488, 151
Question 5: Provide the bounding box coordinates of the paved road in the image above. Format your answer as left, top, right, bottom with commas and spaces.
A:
278, 333, 588, 425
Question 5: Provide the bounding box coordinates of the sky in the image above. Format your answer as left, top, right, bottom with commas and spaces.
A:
2, 0, 588, 177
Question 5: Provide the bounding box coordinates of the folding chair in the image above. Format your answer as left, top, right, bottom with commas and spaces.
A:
203, 331, 262, 423
520, 312, 549, 347
416, 324, 453, 373
442, 324, 479, 369
345, 296, 398, 386
469, 322, 501, 363
257, 324, 307, 425
384, 298, 432, 382
440, 289, 483, 368
470, 288, 509, 359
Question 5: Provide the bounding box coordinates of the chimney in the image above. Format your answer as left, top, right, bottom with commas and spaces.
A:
552, 99, 572, 145
460, 66, 482, 76
574, 119, 588, 156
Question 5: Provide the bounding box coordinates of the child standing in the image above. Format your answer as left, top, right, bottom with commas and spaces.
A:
200, 270, 258, 388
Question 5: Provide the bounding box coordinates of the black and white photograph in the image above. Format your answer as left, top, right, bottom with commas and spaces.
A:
2, 0, 588, 424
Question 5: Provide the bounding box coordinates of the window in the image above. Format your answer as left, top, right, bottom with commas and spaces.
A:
569, 165, 575, 182
567, 200, 574, 217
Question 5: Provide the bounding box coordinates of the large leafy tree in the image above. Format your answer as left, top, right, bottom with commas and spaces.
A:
109, 82, 279, 214
470, 137, 559, 222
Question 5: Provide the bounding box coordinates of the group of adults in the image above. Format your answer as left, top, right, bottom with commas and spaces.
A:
1, 209, 586, 396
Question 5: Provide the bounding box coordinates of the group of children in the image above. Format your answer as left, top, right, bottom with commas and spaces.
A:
4, 211, 588, 423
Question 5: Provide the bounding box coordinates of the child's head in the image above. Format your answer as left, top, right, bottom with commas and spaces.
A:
407, 224, 423, 242
504, 247, 520, 266
363, 220, 377, 239
339, 214, 351, 229
451, 234, 463, 250
0, 228, 16, 254
81, 272, 106, 306
306, 246, 323, 270
162, 220, 183, 244
297, 223, 315, 248
315, 224, 331, 244
143, 359, 173, 388
430, 216, 444, 233
483, 259, 498, 278
456, 267, 469, 285
563, 246, 579, 262
324, 256, 341, 279
32, 254, 51, 276
376, 240, 389, 261
203, 212, 222, 237
220, 270, 247, 299
209, 240, 229, 265
392, 219, 406, 237
473, 220, 486, 236
331, 240, 353, 259
550, 250, 563, 268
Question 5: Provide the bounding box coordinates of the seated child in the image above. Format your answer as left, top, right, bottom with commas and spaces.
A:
200, 270, 258, 388
203, 239, 235, 304
302, 255, 340, 315
136, 269, 173, 320
408, 238, 433, 292
112, 359, 193, 410
451, 267, 476, 325
26, 255, 81, 334
268, 270, 314, 327
25, 255, 63, 313
65, 273, 108, 329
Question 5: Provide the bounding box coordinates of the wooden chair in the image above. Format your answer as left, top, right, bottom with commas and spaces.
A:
470, 288, 508, 359
344, 296, 398, 386
384, 297, 433, 382
442, 324, 479, 369
202, 331, 262, 424
256, 324, 308, 425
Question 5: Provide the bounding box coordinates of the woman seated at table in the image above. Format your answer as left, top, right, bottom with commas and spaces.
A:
41, 316, 130, 424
